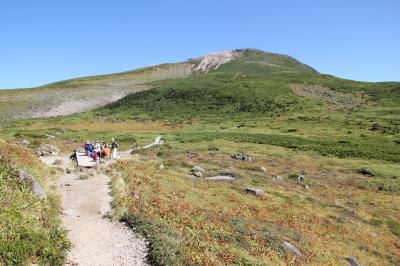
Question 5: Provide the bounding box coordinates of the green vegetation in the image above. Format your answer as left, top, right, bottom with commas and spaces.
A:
0, 141, 70, 265
0, 49, 399, 265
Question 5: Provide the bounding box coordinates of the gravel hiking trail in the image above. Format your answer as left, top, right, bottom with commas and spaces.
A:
41, 154, 149, 266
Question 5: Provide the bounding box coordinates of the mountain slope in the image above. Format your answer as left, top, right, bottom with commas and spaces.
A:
0, 49, 319, 120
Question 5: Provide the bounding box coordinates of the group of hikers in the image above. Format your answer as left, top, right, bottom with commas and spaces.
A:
83, 138, 119, 163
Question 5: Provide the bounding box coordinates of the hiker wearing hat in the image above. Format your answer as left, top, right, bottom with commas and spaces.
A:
111, 138, 119, 159
94, 141, 101, 153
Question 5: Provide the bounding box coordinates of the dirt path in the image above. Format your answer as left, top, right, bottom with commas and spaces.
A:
41, 155, 149, 266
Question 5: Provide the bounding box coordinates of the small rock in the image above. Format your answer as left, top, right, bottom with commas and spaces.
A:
191, 165, 205, 173
64, 183, 72, 187
46, 134, 55, 140
66, 168, 72, 174
232, 153, 255, 162
186, 150, 198, 158
345, 257, 361, 266
245, 188, 264, 196
205, 176, 235, 181
260, 167, 267, 173
305, 184, 310, 190
19, 139, 30, 145
349, 211, 356, 217
283, 241, 304, 258
132, 143, 140, 149
158, 163, 165, 170
192, 171, 203, 178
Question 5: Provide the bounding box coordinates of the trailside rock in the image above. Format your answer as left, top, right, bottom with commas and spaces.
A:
15, 169, 47, 199
345, 257, 361, 266
158, 163, 165, 170
283, 241, 304, 258
37, 144, 59, 157
245, 188, 264, 196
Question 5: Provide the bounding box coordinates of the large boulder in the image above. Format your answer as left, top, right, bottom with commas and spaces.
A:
15, 169, 47, 199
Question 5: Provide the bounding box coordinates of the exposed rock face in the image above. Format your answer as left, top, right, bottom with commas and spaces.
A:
291, 84, 360, 107
15, 169, 47, 199
194, 50, 237, 72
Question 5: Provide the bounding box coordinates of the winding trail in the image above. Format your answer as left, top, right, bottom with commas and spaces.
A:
41, 154, 148, 266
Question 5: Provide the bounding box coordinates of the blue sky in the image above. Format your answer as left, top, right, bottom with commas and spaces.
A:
1, 0, 399, 88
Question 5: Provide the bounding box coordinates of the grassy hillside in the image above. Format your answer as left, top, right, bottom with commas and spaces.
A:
0, 49, 399, 265
0, 141, 70, 265
0, 62, 194, 120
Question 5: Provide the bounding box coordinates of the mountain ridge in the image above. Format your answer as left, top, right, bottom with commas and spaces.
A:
0, 48, 398, 121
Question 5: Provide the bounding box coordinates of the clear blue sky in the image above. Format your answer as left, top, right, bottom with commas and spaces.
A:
1, 0, 399, 88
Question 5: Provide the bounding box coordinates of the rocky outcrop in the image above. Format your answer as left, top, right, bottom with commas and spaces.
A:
15, 169, 47, 199
194, 50, 237, 72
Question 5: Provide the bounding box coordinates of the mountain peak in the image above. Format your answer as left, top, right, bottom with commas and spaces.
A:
193, 48, 317, 73
194, 50, 238, 72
